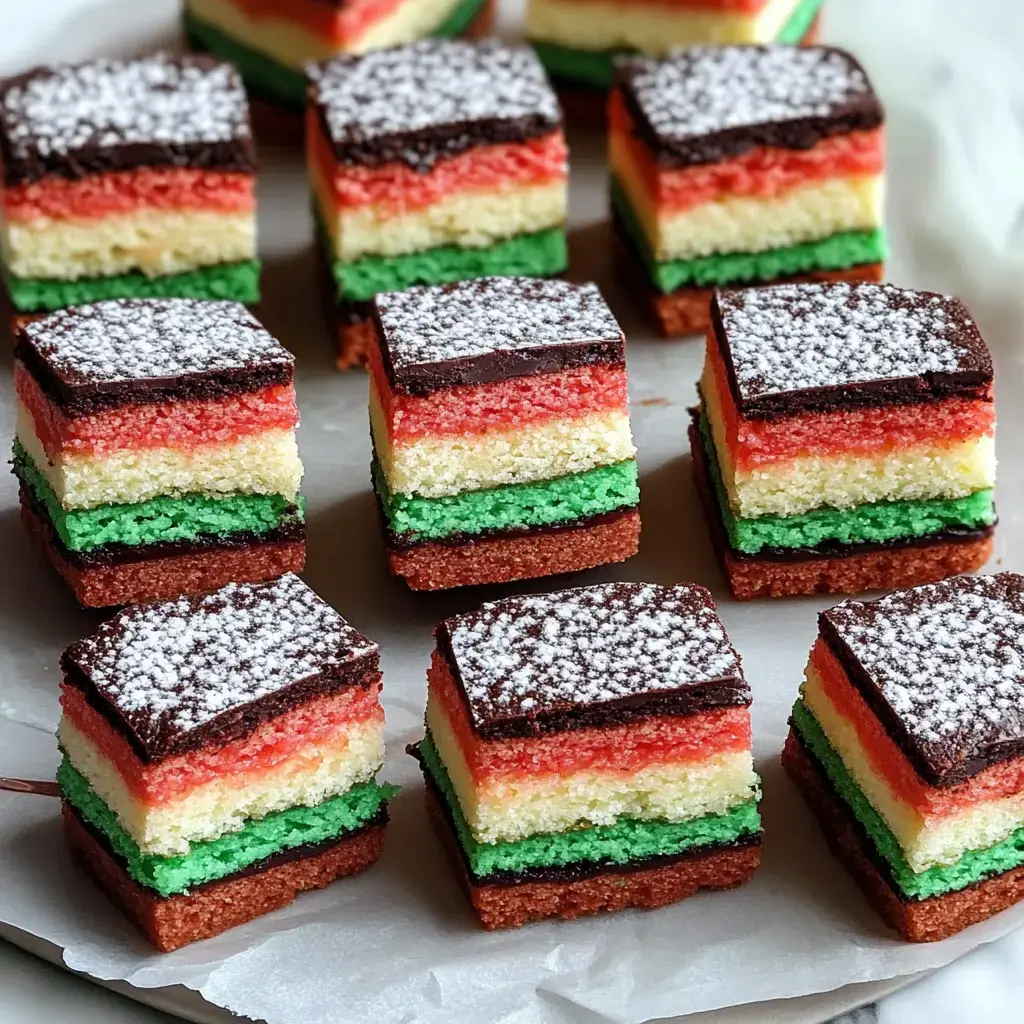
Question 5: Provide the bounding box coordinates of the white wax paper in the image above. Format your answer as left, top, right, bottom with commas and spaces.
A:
3, 0, 1024, 1021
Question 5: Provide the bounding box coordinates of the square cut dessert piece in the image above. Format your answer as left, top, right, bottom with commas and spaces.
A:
58, 573, 396, 952
368, 276, 640, 590
13, 298, 306, 607
691, 282, 996, 599
610, 45, 886, 336
308, 39, 569, 370
784, 574, 1024, 942
184, 0, 496, 111
0, 56, 260, 313
410, 582, 763, 929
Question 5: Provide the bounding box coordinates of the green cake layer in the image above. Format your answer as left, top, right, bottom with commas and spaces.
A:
185, 0, 488, 109
418, 731, 760, 879
777, 0, 826, 43
612, 178, 887, 293
4, 259, 260, 313
375, 457, 639, 542
59, 758, 397, 897
14, 442, 304, 553
791, 701, 1024, 902
328, 228, 568, 303
698, 413, 995, 555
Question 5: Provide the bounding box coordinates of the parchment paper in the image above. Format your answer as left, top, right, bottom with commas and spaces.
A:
3, 1, 1024, 1021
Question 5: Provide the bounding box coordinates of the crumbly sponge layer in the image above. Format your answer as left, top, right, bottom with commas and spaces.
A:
60, 717, 384, 856
59, 758, 394, 897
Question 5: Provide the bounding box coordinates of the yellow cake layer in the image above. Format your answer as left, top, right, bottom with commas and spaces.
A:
371, 383, 635, 498
427, 695, 757, 845
701, 367, 995, 519
59, 716, 385, 856
527, 0, 800, 52
611, 137, 884, 261
2, 209, 255, 282
17, 405, 302, 511
803, 663, 1024, 873
186, 0, 467, 67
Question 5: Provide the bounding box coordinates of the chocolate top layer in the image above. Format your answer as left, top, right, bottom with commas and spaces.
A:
437, 582, 749, 739
616, 45, 883, 169
373, 276, 624, 396
0, 54, 255, 187
712, 283, 993, 419
61, 574, 379, 763
309, 39, 561, 171
820, 573, 1024, 786
16, 299, 294, 415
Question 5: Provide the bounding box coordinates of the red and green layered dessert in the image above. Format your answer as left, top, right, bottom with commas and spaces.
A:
368, 276, 640, 590
785, 574, 1024, 941
58, 573, 395, 951
411, 582, 763, 929
0, 56, 260, 313
610, 45, 885, 336
13, 299, 306, 607
691, 282, 996, 599
308, 40, 569, 369
184, 0, 495, 110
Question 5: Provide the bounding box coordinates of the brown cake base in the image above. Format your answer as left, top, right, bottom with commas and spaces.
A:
21, 494, 306, 608
782, 729, 1024, 942
688, 421, 993, 600
385, 508, 641, 591
63, 803, 386, 952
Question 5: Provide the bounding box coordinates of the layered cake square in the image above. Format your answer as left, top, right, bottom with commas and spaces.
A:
784, 574, 1024, 941
185, 0, 495, 110
691, 283, 996, 599
13, 299, 306, 607
308, 40, 569, 369
0, 56, 259, 313
611, 46, 886, 336
58, 574, 395, 951
411, 583, 763, 929
368, 277, 641, 590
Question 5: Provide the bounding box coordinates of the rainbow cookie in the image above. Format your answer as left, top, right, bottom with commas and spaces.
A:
691, 282, 996, 599
0, 56, 259, 313
57, 574, 395, 951
308, 40, 569, 369
368, 276, 640, 590
411, 582, 763, 929
13, 299, 306, 607
611, 45, 886, 336
785, 574, 1024, 941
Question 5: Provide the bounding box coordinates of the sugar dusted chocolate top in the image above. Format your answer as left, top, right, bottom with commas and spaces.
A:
62, 574, 378, 761
0, 54, 254, 186
310, 39, 561, 170
616, 45, 882, 168
438, 582, 749, 738
374, 277, 625, 395
713, 283, 993, 418
821, 574, 1024, 785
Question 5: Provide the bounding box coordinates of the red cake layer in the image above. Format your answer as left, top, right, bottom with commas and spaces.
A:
705, 338, 994, 470
16, 363, 298, 458
3, 168, 255, 223
610, 95, 884, 213
228, 0, 404, 44
809, 639, 1024, 821
369, 341, 626, 442
428, 650, 749, 782
61, 679, 383, 804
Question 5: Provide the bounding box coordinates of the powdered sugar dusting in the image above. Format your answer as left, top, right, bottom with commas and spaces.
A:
445, 582, 745, 729
824, 574, 1024, 777
719, 283, 985, 400
64, 574, 377, 752
24, 299, 293, 385
377, 277, 622, 372
626, 45, 872, 141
